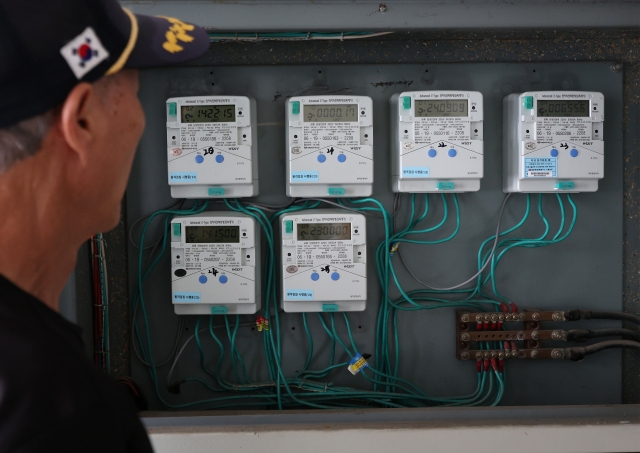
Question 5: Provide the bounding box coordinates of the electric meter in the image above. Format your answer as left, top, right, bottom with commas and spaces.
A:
279, 210, 367, 312
286, 96, 373, 198
166, 96, 259, 198
390, 91, 484, 193
503, 91, 604, 193
170, 213, 260, 315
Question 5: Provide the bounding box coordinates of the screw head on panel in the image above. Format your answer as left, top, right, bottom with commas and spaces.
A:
531, 350, 539, 359
476, 352, 483, 360
611, 62, 623, 73
532, 313, 540, 321
531, 331, 539, 340
551, 330, 563, 340
461, 314, 470, 322
552, 312, 564, 321
378, 3, 387, 12
461, 352, 470, 360
476, 314, 483, 322
517, 331, 525, 340
490, 314, 498, 322
461, 333, 470, 341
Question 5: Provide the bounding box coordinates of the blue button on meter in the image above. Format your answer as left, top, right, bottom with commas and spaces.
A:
195, 155, 204, 164
215, 155, 224, 163
570, 149, 578, 157
219, 275, 228, 284
199, 275, 207, 284
311, 272, 320, 281
550, 149, 558, 157
448, 149, 457, 157
317, 154, 326, 163
428, 149, 437, 158
331, 272, 340, 281
337, 154, 346, 163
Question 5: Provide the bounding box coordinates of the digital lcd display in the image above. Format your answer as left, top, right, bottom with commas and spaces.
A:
296, 223, 351, 241
186, 226, 240, 243
537, 100, 589, 117
181, 105, 236, 123
303, 104, 358, 122
415, 100, 468, 117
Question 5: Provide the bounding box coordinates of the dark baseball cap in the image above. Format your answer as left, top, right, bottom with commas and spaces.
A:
0, 0, 210, 129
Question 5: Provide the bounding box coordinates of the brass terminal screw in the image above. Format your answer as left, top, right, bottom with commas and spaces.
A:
551, 349, 564, 359
461, 314, 470, 322
531, 350, 539, 359
461, 333, 470, 341
476, 314, 483, 323
490, 314, 498, 322
531, 331, 540, 340
551, 330, 563, 340
532, 313, 540, 321
552, 312, 564, 321
476, 352, 483, 360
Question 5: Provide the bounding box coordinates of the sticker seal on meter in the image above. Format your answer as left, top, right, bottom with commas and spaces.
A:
525, 157, 557, 178
173, 292, 201, 303
291, 171, 319, 182
170, 172, 197, 183
402, 167, 430, 178
285, 289, 314, 300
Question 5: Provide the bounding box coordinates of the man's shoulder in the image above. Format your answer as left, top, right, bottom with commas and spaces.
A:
0, 278, 151, 452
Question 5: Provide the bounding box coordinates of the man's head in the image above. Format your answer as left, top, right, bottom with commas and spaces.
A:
0, 0, 210, 234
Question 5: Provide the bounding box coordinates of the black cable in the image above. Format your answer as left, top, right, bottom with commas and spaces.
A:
566, 328, 640, 343
564, 309, 640, 327
564, 340, 640, 361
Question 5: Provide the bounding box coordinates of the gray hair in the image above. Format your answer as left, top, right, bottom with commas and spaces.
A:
0, 109, 55, 174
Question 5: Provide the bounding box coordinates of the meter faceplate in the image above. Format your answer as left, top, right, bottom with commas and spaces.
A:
280, 210, 367, 312
171, 213, 260, 315
286, 96, 373, 198
391, 91, 484, 193
166, 96, 259, 198
503, 91, 604, 193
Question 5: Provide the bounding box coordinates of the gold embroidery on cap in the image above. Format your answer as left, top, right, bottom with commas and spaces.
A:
159, 17, 195, 54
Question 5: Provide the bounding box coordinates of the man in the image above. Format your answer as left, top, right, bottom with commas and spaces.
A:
0, 0, 209, 451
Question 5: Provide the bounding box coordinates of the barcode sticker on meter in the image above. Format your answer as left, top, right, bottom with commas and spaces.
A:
524, 157, 557, 178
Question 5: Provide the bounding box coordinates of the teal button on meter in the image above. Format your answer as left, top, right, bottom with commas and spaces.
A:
402, 96, 411, 109
292, 101, 300, 115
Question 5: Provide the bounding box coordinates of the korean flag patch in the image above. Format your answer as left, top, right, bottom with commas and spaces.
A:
60, 27, 109, 79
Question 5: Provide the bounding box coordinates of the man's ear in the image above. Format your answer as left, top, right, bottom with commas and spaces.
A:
59, 82, 103, 167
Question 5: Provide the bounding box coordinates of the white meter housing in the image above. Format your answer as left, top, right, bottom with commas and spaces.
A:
170, 213, 260, 315
503, 91, 604, 193
279, 210, 367, 312
390, 91, 484, 193
286, 96, 373, 198
166, 96, 259, 199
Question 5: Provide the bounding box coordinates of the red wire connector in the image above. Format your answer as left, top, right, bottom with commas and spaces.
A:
476, 360, 483, 373
490, 357, 498, 372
